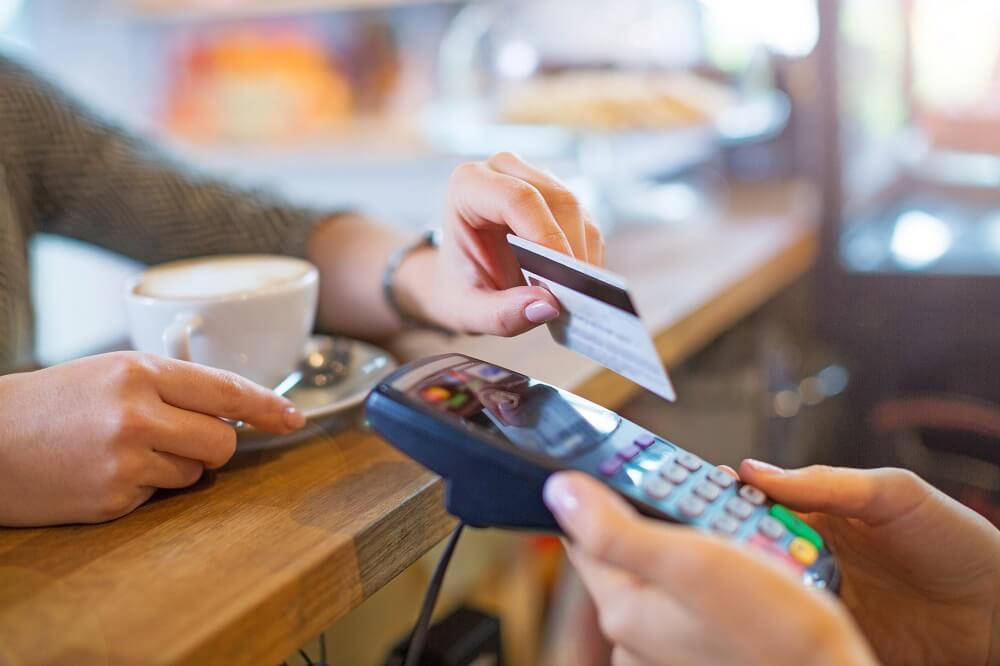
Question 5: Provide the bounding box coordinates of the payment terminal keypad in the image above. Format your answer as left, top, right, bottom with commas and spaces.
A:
370, 354, 837, 590
594, 430, 827, 577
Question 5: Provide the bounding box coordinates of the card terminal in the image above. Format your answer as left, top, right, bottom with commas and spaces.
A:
365, 354, 840, 591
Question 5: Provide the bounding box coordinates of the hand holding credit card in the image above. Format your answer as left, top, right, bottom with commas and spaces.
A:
507, 234, 676, 401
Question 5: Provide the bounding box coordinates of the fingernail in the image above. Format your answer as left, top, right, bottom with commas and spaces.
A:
284, 406, 306, 430
525, 300, 559, 324
745, 459, 785, 475
543, 474, 581, 518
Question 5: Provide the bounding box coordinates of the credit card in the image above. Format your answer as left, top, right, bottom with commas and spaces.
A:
507, 234, 676, 401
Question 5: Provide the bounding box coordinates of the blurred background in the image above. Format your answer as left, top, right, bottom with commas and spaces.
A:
3, 1, 997, 663
5, 0, 819, 364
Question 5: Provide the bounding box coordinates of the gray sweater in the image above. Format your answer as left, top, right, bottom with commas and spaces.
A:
0, 54, 326, 372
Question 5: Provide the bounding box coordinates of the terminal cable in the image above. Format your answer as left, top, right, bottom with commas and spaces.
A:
403, 521, 466, 666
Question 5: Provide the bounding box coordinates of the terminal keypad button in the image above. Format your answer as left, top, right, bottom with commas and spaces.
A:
617, 444, 642, 461
599, 457, 624, 477
694, 481, 721, 502
757, 516, 786, 541
789, 537, 819, 566
707, 467, 736, 488
712, 515, 741, 536
660, 464, 690, 485
634, 434, 656, 449
739, 485, 767, 505
725, 497, 754, 520
679, 496, 707, 518
642, 475, 674, 500
676, 452, 703, 472
749, 535, 805, 572
770, 505, 825, 550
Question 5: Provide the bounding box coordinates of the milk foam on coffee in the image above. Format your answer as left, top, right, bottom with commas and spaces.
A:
136, 256, 310, 300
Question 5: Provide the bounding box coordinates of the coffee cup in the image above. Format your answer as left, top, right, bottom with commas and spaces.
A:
124, 255, 319, 388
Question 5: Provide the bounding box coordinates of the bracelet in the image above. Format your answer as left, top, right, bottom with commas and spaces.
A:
382, 230, 452, 335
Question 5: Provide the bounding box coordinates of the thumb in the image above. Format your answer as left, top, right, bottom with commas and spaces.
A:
460, 285, 561, 337
738, 460, 930, 526
544, 472, 778, 598
543, 472, 673, 578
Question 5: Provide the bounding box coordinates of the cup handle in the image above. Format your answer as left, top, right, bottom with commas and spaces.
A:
162, 313, 203, 362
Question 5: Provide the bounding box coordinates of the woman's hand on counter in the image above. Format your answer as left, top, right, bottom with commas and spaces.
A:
543, 471, 878, 666
0, 352, 304, 527
740, 460, 1000, 666
397, 152, 604, 336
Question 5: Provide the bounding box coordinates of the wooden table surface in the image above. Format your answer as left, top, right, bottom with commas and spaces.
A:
0, 182, 818, 666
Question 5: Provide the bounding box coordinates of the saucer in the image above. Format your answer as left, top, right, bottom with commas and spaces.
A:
236, 336, 398, 452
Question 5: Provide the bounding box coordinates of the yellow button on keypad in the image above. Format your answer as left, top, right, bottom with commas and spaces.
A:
789, 537, 819, 566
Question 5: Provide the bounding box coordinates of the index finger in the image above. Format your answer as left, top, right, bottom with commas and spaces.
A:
450, 162, 574, 256
549, 473, 659, 575
737, 461, 930, 526
486, 152, 589, 261
151, 358, 304, 434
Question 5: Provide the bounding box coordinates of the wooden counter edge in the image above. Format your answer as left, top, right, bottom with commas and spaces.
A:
179, 474, 454, 666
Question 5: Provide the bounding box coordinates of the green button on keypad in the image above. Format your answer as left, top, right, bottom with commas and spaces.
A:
769, 504, 824, 551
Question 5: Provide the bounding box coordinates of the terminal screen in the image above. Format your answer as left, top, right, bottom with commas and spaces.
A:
393, 358, 620, 459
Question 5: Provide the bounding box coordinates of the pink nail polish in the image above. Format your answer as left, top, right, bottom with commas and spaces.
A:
525, 301, 559, 324
284, 406, 306, 430
745, 459, 784, 475
543, 474, 580, 517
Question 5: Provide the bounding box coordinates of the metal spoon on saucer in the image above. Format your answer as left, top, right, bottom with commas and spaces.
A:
231, 338, 352, 431
273, 336, 353, 397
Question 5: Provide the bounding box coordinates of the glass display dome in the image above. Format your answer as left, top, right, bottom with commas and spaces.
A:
424, 0, 806, 227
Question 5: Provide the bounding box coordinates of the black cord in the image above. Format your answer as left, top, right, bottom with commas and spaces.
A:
299, 648, 314, 666
403, 521, 466, 666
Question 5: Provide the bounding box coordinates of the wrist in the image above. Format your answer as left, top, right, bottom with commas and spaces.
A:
384, 229, 454, 335
392, 243, 441, 330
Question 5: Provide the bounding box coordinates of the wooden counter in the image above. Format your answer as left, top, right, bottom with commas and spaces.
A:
0, 182, 818, 666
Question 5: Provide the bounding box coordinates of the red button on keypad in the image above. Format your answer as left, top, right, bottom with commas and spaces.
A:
749, 535, 805, 572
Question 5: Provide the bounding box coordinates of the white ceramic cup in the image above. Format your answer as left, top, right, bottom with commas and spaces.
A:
124, 255, 319, 388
